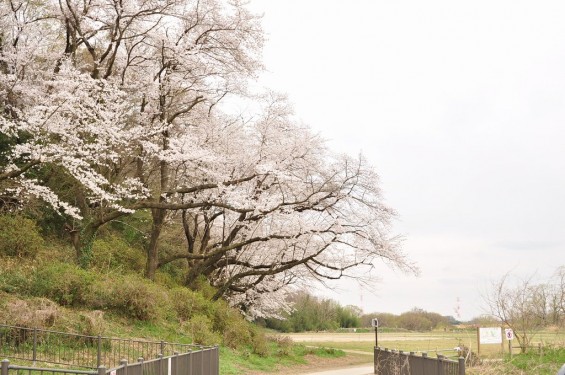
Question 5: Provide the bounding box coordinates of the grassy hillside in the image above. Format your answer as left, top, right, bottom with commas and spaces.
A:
0, 213, 342, 374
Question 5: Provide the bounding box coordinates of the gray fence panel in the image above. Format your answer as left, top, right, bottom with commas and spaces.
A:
409, 353, 424, 375
174, 352, 190, 375
126, 362, 142, 375
192, 351, 203, 375
375, 347, 464, 375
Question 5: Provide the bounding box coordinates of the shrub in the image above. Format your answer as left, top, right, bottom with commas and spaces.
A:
76, 310, 106, 336
91, 235, 146, 272
169, 287, 213, 321
250, 327, 269, 357
188, 315, 221, 346
155, 261, 186, 287
0, 215, 44, 258
30, 262, 94, 306
89, 274, 168, 321
0, 296, 58, 328
0, 257, 32, 294
221, 312, 252, 349
108, 211, 150, 248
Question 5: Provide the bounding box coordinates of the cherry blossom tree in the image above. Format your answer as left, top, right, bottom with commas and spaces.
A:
152, 95, 417, 317
1, 0, 415, 317
1, 0, 264, 266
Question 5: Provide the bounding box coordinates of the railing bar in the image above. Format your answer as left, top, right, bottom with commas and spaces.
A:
10, 366, 97, 375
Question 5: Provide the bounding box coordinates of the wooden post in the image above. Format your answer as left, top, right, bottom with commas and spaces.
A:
508, 340, 512, 358
500, 327, 504, 355
476, 327, 481, 357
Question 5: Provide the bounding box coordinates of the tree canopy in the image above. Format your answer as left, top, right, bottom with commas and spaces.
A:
0, 0, 416, 317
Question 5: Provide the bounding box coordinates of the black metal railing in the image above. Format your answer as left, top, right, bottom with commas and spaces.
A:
0, 325, 211, 369
374, 347, 465, 375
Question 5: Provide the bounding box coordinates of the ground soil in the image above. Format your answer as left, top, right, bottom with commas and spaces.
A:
246, 352, 372, 375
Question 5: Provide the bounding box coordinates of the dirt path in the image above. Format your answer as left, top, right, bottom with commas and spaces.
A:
246, 352, 372, 375
246, 332, 381, 374
301, 364, 374, 375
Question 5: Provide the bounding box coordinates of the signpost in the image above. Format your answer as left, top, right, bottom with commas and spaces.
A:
505, 329, 514, 357
372, 318, 379, 347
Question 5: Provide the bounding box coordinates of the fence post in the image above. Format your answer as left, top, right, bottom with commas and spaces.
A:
120, 359, 128, 375
2, 359, 9, 375
97, 366, 106, 375
458, 357, 465, 375
208, 349, 212, 375
160, 341, 165, 356
173, 352, 178, 375
216, 346, 220, 375
97, 335, 102, 368
158, 354, 163, 375
32, 328, 37, 365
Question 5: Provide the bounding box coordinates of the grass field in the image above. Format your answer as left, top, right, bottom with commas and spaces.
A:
286, 329, 565, 359
283, 329, 565, 374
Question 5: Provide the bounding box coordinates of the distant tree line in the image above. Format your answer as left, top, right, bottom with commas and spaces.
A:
259, 292, 362, 332
259, 292, 453, 332
360, 308, 452, 331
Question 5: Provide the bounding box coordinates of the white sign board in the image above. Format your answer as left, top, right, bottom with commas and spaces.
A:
479, 327, 502, 344
371, 318, 379, 328
505, 328, 514, 340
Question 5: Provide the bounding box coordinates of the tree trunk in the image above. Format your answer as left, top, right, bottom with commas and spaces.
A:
145, 208, 166, 280
70, 223, 98, 269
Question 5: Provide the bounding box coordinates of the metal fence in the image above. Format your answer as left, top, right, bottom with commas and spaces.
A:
1, 348, 220, 375
0, 324, 208, 369
374, 347, 465, 375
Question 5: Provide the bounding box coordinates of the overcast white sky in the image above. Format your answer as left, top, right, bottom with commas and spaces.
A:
247, 0, 565, 320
